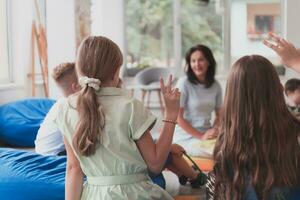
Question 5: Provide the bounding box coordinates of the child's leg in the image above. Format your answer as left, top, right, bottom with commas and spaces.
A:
166, 152, 198, 180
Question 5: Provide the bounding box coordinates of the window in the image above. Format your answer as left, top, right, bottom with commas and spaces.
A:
125, 0, 174, 72
230, 0, 282, 68
125, 0, 225, 75
0, 0, 11, 83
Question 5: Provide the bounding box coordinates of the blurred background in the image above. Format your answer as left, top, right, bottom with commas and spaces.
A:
0, 0, 299, 103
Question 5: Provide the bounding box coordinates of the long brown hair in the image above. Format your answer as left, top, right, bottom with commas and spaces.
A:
214, 55, 300, 199
74, 36, 123, 156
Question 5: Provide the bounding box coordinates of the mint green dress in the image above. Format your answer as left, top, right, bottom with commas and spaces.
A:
53, 88, 173, 200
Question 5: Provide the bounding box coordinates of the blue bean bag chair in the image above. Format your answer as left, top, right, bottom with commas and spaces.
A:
0, 148, 166, 200
0, 148, 65, 200
0, 98, 55, 147
0, 98, 167, 199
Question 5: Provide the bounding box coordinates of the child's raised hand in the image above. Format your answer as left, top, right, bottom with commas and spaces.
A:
160, 75, 180, 121
263, 33, 300, 68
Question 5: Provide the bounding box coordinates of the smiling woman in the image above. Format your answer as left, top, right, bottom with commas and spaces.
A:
0, 0, 11, 84
173, 44, 222, 157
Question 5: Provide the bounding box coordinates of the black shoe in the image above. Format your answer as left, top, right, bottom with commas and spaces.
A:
179, 175, 188, 185
190, 172, 207, 188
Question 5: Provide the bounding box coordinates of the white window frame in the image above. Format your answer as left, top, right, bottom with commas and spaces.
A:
0, 0, 12, 84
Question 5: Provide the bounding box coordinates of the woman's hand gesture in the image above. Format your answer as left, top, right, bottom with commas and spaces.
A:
160, 75, 181, 121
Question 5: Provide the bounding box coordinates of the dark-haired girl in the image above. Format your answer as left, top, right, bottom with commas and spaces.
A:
207, 55, 300, 200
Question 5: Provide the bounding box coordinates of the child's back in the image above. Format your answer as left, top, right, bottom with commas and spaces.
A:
56, 36, 180, 200
55, 87, 173, 199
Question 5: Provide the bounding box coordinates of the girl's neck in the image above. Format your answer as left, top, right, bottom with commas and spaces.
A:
101, 83, 117, 88
101, 80, 118, 88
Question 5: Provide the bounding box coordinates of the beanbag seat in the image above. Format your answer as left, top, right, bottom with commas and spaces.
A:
0, 148, 65, 200
0, 98, 55, 147
0, 148, 167, 200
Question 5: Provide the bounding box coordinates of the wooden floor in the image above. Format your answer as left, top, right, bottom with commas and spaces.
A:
174, 196, 201, 200
174, 185, 206, 200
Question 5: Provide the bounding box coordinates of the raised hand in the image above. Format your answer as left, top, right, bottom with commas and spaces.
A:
160, 75, 181, 121
263, 32, 300, 70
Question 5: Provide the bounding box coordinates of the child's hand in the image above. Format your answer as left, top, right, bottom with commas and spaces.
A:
263, 33, 300, 68
170, 144, 185, 156
160, 75, 180, 121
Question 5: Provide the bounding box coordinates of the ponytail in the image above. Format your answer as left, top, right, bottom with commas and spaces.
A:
74, 87, 105, 156
74, 36, 123, 156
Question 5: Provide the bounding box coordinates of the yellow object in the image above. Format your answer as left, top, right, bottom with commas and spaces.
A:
184, 156, 214, 172
174, 195, 200, 200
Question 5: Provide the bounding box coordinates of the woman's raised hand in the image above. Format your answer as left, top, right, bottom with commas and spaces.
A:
160, 75, 180, 121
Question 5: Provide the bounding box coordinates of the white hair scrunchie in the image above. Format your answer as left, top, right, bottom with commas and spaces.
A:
79, 76, 101, 91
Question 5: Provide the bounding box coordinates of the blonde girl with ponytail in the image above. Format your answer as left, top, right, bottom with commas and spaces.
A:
53, 36, 180, 200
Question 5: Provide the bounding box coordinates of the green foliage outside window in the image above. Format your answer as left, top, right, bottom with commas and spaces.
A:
126, 0, 223, 69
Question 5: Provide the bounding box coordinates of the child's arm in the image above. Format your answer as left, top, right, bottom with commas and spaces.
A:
137, 126, 176, 174
136, 75, 180, 174
64, 138, 84, 200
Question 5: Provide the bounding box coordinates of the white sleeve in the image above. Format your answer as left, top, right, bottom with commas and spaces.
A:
35, 100, 63, 155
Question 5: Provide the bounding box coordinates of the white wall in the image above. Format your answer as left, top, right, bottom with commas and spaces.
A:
0, 0, 77, 104
0, 0, 44, 104
91, 0, 125, 51
91, 0, 126, 77
230, 0, 300, 83
46, 0, 76, 99
0, 0, 9, 82
230, 0, 279, 64
283, 0, 300, 79
2, 0, 128, 102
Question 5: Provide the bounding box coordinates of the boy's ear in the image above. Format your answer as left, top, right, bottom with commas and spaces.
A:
72, 83, 81, 92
